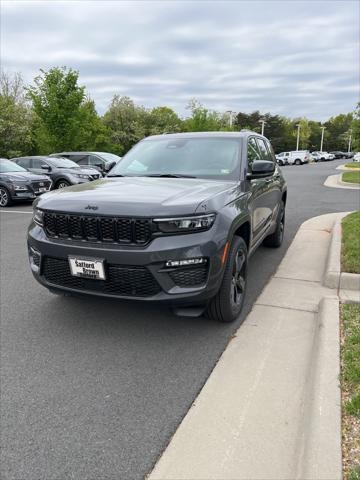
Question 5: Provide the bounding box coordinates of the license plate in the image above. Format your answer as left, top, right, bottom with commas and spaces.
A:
68, 256, 106, 280
38, 187, 47, 193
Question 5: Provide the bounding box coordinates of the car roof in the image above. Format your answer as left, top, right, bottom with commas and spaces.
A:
141, 131, 263, 141
51, 151, 111, 155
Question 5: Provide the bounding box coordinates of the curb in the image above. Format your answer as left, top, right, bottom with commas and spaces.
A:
324, 174, 360, 190
149, 213, 346, 480
296, 296, 342, 480
324, 214, 360, 291
338, 173, 360, 187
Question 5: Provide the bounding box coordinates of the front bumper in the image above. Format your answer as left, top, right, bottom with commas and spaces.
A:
28, 222, 228, 305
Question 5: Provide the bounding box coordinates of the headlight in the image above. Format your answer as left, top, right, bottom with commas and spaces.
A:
13, 183, 28, 191
73, 173, 90, 179
154, 214, 216, 233
33, 208, 44, 226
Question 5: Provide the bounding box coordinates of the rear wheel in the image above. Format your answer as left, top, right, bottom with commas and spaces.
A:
263, 201, 285, 248
0, 187, 12, 207
294, 159, 302, 165
56, 180, 70, 189
206, 237, 248, 323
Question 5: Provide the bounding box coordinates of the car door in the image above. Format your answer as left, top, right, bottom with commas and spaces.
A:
31, 158, 50, 175
247, 137, 274, 246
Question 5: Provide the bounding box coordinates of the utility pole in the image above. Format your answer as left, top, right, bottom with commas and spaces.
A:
296, 124, 301, 151
226, 110, 236, 128
348, 129, 352, 153
259, 120, 266, 136
320, 126, 326, 151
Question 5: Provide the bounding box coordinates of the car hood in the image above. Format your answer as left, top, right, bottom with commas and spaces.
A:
36, 176, 238, 216
57, 167, 99, 175
1, 171, 50, 182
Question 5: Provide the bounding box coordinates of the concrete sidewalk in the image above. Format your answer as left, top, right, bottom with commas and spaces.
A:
149, 213, 348, 480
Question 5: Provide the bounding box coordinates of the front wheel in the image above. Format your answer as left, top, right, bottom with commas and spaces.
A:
263, 202, 285, 248
0, 187, 12, 207
206, 237, 248, 323
278, 160, 284, 166
56, 180, 71, 189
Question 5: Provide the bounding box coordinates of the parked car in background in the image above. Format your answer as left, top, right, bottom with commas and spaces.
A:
0, 158, 52, 207
28, 131, 287, 323
12, 156, 101, 189
353, 152, 360, 162
311, 151, 334, 162
329, 151, 346, 159
276, 150, 310, 165
50, 152, 122, 176
344, 152, 355, 159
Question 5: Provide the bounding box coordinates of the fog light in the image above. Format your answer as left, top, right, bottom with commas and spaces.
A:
166, 257, 207, 267
29, 246, 41, 268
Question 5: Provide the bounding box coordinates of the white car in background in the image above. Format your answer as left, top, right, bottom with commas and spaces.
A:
311, 151, 334, 161
353, 152, 360, 162
276, 150, 311, 166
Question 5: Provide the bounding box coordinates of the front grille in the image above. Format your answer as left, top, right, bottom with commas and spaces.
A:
31, 181, 51, 192
169, 264, 208, 287
42, 257, 161, 297
43, 212, 152, 245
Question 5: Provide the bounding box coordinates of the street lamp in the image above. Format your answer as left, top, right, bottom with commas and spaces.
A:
259, 120, 266, 136
296, 124, 301, 151
348, 129, 352, 153
226, 110, 236, 128
320, 126, 326, 152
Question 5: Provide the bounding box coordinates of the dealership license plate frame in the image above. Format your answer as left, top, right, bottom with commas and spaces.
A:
68, 256, 106, 280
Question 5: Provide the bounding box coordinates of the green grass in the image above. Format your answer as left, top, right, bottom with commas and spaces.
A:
342, 172, 360, 184
349, 467, 360, 480
342, 304, 360, 420
342, 211, 360, 274
345, 163, 360, 169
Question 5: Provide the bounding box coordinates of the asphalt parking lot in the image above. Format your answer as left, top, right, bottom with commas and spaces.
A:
1, 159, 359, 480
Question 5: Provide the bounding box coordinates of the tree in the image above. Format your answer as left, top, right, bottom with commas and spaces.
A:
0, 72, 33, 158
146, 106, 182, 135
183, 99, 224, 131
27, 66, 100, 153
103, 95, 150, 155
324, 113, 353, 151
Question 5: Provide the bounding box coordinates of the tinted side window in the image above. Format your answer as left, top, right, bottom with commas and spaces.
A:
68, 154, 89, 164
16, 158, 30, 168
265, 140, 276, 162
32, 158, 47, 168
89, 155, 104, 166
256, 138, 272, 161
247, 137, 261, 170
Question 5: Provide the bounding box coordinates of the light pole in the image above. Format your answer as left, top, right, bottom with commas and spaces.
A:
259, 120, 266, 136
296, 124, 301, 151
348, 129, 352, 153
320, 126, 326, 152
226, 110, 236, 128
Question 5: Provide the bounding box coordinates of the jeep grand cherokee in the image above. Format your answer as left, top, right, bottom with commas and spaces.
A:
28, 132, 287, 323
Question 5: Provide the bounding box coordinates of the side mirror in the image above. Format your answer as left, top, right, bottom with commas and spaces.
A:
247, 160, 275, 179
41, 164, 51, 171
106, 161, 116, 171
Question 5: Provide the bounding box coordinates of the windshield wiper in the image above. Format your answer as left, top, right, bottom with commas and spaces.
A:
107, 174, 126, 177
144, 173, 197, 179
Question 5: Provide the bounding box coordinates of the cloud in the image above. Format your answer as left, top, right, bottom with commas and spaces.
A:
1, 0, 359, 120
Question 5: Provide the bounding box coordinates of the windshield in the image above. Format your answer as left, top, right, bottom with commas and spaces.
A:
0, 159, 28, 173
97, 152, 122, 162
49, 157, 80, 168
109, 137, 241, 180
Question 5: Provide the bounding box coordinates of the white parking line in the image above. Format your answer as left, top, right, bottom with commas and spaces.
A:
0, 209, 32, 214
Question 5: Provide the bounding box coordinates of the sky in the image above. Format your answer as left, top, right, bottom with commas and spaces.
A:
1, 0, 359, 120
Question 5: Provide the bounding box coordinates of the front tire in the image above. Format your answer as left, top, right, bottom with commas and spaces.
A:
0, 187, 12, 207
263, 201, 285, 248
56, 180, 70, 189
206, 237, 248, 323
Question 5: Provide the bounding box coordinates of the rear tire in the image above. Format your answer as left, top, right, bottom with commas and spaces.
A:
263, 201, 285, 248
206, 237, 248, 323
0, 186, 12, 207
294, 159, 302, 165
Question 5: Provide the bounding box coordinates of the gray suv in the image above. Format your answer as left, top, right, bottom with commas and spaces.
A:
28, 132, 287, 323
50, 152, 122, 175
13, 156, 101, 189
